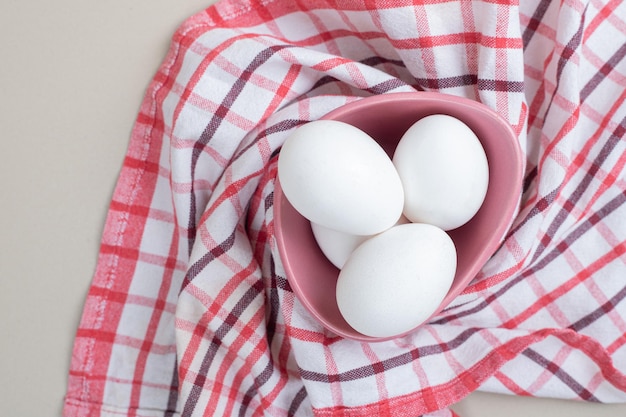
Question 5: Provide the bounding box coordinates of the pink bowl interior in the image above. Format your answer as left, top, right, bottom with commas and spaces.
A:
274, 92, 524, 342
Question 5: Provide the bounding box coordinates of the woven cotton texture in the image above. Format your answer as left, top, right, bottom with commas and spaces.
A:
64, 0, 626, 416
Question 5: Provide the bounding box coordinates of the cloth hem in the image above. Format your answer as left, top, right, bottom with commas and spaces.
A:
63, 397, 180, 417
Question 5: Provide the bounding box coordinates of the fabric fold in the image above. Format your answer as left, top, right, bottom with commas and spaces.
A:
64, 1, 626, 416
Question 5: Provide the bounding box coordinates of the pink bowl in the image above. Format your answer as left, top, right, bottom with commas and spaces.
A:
274, 92, 524, 342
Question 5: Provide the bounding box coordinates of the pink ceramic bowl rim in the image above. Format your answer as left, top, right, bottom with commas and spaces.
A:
274, 91, 524, 342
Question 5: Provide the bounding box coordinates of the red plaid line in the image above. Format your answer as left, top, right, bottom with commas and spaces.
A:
64, 0, 626, 416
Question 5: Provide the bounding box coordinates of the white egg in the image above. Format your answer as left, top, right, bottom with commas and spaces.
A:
392, 114, 489, 231
310, 222, 370, 270
311, 216, 409, 269
336, 223, 457, 338
278, 120, 404, 235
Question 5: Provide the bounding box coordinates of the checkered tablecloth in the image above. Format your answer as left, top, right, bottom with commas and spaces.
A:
63, 1, 626, 416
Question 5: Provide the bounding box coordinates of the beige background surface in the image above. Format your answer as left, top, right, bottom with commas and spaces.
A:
1, 1, 625, 416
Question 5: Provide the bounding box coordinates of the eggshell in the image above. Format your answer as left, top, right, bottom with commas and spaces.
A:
392, 114, 489, 230
310, 223, 370, 270
311, 216, 410, 269
278, 120, 404, 235
336, 223, 457, 338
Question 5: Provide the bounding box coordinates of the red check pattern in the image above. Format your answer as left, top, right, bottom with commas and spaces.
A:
64, 0, 626, 416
